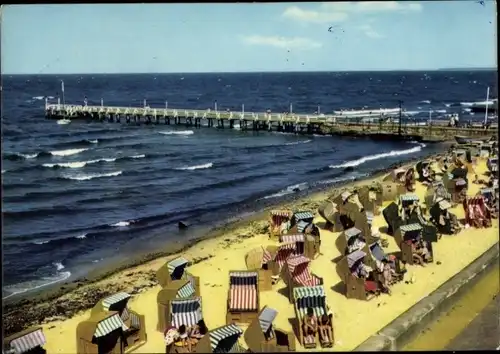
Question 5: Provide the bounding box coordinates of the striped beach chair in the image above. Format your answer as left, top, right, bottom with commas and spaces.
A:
244, 306, 296, 352
76, 312, 129, 354
92, 291, 146, 348
170, 297, 203, 329
157, 278, 199, 332
4, 328, 46, 354
157, 256, 200, 295
268, 243, 296, 276
293, 286, 333, 349
194, 324, 244, 353
226, 271, 260, 325
463, 196, 491, 228
282, 255, 323, 302
269, 209, 293, 239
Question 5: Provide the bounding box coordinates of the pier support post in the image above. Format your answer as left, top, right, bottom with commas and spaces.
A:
229, 120, 234, 129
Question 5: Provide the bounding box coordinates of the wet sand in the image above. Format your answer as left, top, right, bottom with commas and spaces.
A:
4, 144, 498, 352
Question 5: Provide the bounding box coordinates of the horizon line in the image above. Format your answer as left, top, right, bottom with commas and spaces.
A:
1, 67, 497, 76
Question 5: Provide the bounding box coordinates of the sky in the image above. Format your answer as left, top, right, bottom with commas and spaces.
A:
1, 1, 497, 74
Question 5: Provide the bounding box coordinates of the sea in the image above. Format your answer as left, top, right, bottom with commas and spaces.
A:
1, 70, 497, 299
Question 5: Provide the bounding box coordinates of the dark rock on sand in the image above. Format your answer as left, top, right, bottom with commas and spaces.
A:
178, 221, 190, 229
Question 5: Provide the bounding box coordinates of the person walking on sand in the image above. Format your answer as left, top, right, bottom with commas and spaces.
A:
302, 307, 318, 338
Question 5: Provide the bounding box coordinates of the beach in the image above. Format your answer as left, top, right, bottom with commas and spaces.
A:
3, 143, 498, 352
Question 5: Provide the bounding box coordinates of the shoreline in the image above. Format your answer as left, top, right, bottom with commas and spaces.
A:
2, 141, 453, 335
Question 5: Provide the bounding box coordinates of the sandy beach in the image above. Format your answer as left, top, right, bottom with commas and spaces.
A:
3, 145, 498, 353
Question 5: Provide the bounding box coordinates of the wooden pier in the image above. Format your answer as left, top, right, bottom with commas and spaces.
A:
44, 100, 496, 141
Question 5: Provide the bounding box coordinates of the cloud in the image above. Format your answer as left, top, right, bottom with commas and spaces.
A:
282, 5, 349, 23
358, 24, 384, 39
284, 2, 421, 23
241, 35, 323, 50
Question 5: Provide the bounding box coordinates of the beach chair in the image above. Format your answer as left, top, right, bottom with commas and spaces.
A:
463, 196, 492, 228
288, 211, 315, 234
157, 279, 200, 332
383, 168, 407, 184
281, 255, 323, 303
480, 188, 496, 207
244, 306, 296, 352
317, 200, 340, 231
380, 180, 406, 202
416, 160, 432, 182
76, 312, 128, 354
487, 157, 498, 173
450, 178, 468, 204
293, 286, 334, 349
170, 297, 204, 345
357, 185, 382, 215
90, 292, 146, 350
394, 224, 434, 266
226, 271, 260, 325
382, 202, 404, 235
337, 250, 381, 301
193, 324, 245, 353
267, 243, 296, 276
364, 241, 404, 273
245, 247, 274, 291
269, 210, 293, 239
337, 227, 364, 255
424, 182, 451, 212
4, 327, 47, 354
429, 199, 459, 235
157, 256, 200, 294
280, 233, 319, 260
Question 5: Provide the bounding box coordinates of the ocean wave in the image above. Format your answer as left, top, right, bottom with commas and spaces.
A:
419, 100, 431, 104
57, 119, 71, 125
284, 139, 311, 146
50, 148, 88, 156
159, 130, 194, 136
42, 154, 145, 169
260, 182, 309, 200
2, 263, 71, 300
110, 220, 135, 227
4, 152, 39, 161
329, 143, 425, 169
61, 171, 123, 181
460, 102, 474, 107
175, 162, 213, 170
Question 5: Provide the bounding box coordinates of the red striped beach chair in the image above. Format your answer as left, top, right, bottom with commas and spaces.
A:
4, 327, 47, 354
267, 243, 296, 276
269, 209, 293, 239
90, 292, 146, 350
463, 195, 491, 228
282, 255, 323, 303
293, 286, 334, 349
194, 324, 245, 353
226, 271, 260, 325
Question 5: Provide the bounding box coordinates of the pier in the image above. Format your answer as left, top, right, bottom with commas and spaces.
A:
44, 99, 496, 142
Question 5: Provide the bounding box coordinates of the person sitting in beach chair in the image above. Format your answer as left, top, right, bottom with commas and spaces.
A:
302, 307, 318, 340
346, 233, 366, 255
404, 168, 416, 192
173, 325, 193, 352
413, 239, 432, 266
318, 314, 333, 346
189, 319, 208, 342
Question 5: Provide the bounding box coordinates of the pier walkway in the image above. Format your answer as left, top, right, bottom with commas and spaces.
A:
44, 101, 496, 141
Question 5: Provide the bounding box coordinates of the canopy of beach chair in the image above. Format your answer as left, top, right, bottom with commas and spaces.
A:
6, 328, 46, 354
270, 210, 292, 217
344, 227, 362, 241
209, 324, 244, 352
168, 257, 190, 280
400, 193, 419, 204
296, 220, 311, 233
94, 313, 128, 338
438, 199, 452, 210
286, 255, 311, 275
399, 223, 423, 241
102, 292, 131, 312
347, 250, 367, 268
293, 286, 327, 318
294, 211, 315, 222
258, 307, 278, 333
229, 271, 258, 311
170, 297, 202, 328
280, 234, 305, 243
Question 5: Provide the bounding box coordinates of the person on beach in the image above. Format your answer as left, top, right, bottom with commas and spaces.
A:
318, 313, 333, 344
189, 319, 208, 342
174, 325, 192, 352
346, 235, 366, 254
302, 307, 318, 338
381, 258, 396, 294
